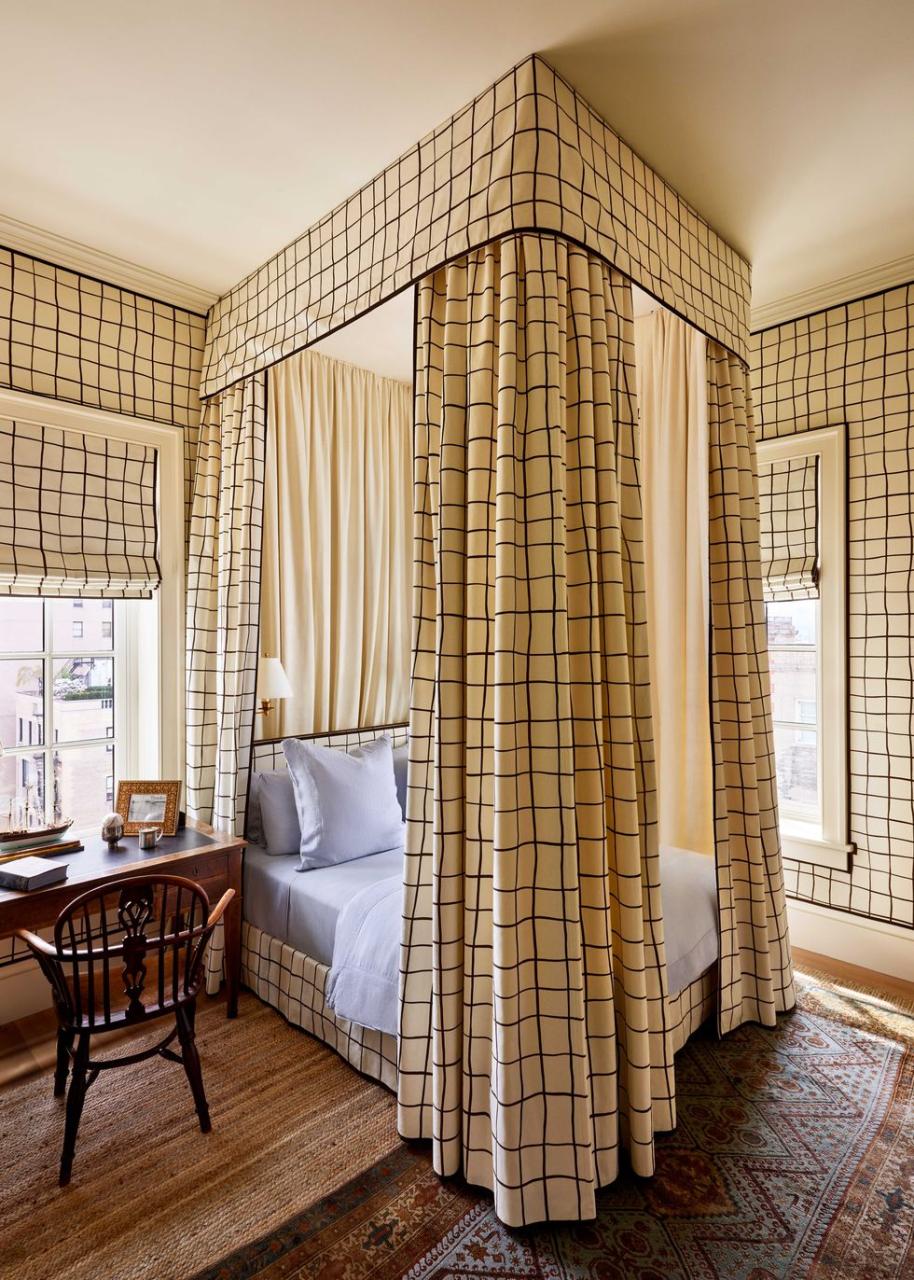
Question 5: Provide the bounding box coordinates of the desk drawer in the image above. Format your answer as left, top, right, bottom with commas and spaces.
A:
179, 852, 228, 884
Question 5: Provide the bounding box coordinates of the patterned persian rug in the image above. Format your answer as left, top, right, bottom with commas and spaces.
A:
194, 976, 914, 1280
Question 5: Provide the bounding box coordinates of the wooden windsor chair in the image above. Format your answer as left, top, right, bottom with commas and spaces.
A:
17, 873, 234, 1186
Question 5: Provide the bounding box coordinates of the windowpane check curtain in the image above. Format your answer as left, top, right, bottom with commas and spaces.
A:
707, 344, 795, 1034
758, 454, 820, 601
185, 376, 265, 833
400, 232, 672, 1228
0, 416, 159, 597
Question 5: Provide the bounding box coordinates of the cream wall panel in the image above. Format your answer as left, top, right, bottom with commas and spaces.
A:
750, 283, 914, 929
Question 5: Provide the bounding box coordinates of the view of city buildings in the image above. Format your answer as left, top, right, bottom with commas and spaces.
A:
766, 599, 819, 822
0, 598, 115, 833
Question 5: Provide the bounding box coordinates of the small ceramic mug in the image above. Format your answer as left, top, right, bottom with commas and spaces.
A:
139, 826, 163, 850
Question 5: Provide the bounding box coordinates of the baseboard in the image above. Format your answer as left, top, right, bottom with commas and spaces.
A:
787, 899, 913, 983
0, 960, 50, 1024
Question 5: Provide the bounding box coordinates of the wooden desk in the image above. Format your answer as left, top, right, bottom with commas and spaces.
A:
0, 821, 245, 1018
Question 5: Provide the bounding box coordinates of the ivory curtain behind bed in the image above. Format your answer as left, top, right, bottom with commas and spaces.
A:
261, 351, 412, 736
635, 310, 714, 856
399, 232, 673, 1229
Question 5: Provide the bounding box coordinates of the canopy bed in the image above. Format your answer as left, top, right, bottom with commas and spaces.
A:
185, 54, 795, 1227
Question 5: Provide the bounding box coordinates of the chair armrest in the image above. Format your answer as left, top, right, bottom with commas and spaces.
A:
207, 888, 235, 929
14, 929, 59, 958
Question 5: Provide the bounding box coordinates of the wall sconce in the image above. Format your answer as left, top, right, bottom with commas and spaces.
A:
257, 656, 293, 718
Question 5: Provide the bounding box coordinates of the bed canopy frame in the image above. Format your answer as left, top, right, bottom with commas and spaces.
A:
186, 54, 793, 1227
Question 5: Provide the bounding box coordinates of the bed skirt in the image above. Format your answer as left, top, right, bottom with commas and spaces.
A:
239, 920, 716, 1096
241, 921, 399, 1089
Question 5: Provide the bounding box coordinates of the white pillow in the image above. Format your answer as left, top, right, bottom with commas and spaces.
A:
282, 735, 404, 871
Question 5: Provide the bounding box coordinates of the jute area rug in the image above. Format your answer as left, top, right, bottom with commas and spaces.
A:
194, 973, 914, 1280
0, 994, 399, 1280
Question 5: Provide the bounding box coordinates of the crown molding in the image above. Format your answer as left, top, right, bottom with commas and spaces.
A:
750, 253, 914, 332
0, 213, 218, 316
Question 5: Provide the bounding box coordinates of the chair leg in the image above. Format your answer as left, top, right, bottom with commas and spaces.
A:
54, 1027, 74, 1098
176, 1002, 210, 1134
59, 1033, 90, 1187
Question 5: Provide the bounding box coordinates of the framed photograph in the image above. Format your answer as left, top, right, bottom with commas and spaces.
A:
116, 780, 182, 837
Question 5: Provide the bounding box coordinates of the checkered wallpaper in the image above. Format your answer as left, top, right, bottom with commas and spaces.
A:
201, 54, 750, 397
0, 245, 206, 527
750, 283, 914, 928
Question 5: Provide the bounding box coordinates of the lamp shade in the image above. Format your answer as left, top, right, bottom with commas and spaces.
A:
257, 657, 293, 702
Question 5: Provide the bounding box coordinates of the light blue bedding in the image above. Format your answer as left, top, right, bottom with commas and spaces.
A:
323, 845, 719, 1040
243, 842, 403, 967
325, 871, 402, 1037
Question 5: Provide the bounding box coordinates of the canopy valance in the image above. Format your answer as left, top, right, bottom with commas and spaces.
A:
0, 415, 160, 598
200, 54, 751, 397
758, 453, 820, 601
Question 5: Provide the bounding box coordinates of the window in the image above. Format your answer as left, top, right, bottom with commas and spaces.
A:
0, 388, 186, 831
0, 598, 152, 830
759, 425, 850, 870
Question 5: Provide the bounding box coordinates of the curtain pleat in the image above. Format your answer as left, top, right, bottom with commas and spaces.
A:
706, 342, 795, 1033
399, 233, 672, 1228
261, 351, 412, 736
635, 311, 714, 856
185, 375, 265, 834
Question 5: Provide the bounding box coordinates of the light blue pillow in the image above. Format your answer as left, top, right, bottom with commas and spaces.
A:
282, 735, 404, 871
256, 770, 302, 856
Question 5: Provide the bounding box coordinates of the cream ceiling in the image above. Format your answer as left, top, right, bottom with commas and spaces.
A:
2, 0, 912, 341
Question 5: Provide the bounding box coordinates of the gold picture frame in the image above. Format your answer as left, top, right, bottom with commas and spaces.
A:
116, 780, 182, 837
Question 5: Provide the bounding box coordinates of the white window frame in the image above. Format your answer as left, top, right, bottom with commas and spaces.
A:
758, 425, 851, 871
0, 388, 185, 798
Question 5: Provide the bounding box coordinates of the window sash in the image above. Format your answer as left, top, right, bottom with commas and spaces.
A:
759, 427, 849, 872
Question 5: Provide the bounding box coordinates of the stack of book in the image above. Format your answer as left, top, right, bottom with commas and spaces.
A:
0, 855, 70, 891
0, 816, 83, 888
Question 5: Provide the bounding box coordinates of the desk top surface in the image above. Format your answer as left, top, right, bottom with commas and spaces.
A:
0, 823, 245, 907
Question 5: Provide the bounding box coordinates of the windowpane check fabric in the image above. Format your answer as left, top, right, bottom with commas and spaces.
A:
707, 343, 795, 1035
399, 233, 674, 1228
0, 414, 159, 597
201, 55, 750, 398
185, 375, 266, 833
758, 453, 820, 601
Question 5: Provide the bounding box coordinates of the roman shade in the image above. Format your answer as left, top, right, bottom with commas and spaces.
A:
0, 415, 160, 598
757, 453, 820, 601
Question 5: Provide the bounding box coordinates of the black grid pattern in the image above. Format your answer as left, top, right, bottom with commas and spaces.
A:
200, 54, 750, 399
250, 721, 409, 774
0, 414, 160, 596
185, 375, 266, 834
242, 923, 398, 1090
0, 246, 204, 427
707, 342, 796, 1035
750, 283, 914, 929
399, 233, 677, 1229
758, 453, 820, 600
0, 246, 206, 540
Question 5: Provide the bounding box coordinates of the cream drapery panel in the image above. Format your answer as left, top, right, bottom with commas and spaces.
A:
399, 232, 673, 1229
185, 375, 265, 834
707, 343, 795, 1033
261, 351, 411, 736
635, 311, 714, 856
